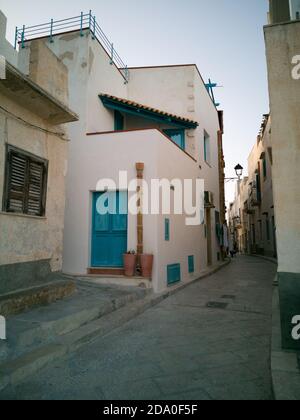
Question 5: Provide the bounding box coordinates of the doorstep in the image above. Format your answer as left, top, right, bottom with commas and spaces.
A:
87, 267, 125, 276
72, 272, 152, 290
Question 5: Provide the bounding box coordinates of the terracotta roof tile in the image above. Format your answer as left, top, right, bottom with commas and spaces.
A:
100, 93, 198, 127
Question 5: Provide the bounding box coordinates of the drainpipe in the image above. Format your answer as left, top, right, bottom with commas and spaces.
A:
136, 163, 144, 271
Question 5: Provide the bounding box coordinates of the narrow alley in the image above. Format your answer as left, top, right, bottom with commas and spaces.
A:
0, 256, 277, 401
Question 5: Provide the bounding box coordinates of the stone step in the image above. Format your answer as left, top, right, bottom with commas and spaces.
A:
0, 283, 149, 364
0, 260, 230, 393
0, 291, 158, 392
0, 279, 76, 317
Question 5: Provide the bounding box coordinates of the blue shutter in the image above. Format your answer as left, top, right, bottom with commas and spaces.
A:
165, 218, 170, 241
167, 264, 181, 285
188, 256, 195, 273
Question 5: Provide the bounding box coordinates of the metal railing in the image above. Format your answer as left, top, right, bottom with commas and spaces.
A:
14, 11, 129, 83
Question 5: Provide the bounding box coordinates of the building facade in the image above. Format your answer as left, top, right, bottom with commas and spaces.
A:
265, 0, 300, 350
15, 13, 225, 293
228, 115, 277, 259
0, 11, 78, 298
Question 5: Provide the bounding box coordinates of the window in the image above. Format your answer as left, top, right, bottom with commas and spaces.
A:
114, 111, 124, 131
163, 129, 185, 150
3, 146, 48, 217
204, 131, 211, 164
263, 157, 267, 179
165, 218, 170, 241
266, 219, 271, 241
188, 256, 195, 274
259, 220, 263, 241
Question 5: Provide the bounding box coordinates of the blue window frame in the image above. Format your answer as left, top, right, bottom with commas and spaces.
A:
165, 218, 170, 241
163, 129, 185, 150
188, 256, 195, 274
114, 111, 124, 131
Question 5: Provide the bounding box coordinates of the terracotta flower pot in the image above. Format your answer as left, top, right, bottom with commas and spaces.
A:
123, 254, 137, 277
140, 254, 154, 278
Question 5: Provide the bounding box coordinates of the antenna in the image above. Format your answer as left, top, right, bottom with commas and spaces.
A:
205, 78, 223, 107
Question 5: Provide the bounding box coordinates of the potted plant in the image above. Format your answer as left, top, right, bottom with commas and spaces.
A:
123, 250, 137, 277
140, 254, 154, 278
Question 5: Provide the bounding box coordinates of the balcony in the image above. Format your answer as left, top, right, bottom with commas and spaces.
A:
250, 183, 261, 207
243, 201, 255, 215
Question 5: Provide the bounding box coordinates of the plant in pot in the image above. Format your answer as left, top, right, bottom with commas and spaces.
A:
140, 253, 154, 278
123, 250, 137, 277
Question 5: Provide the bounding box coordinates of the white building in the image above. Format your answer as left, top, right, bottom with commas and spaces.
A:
17, 12, 224, 293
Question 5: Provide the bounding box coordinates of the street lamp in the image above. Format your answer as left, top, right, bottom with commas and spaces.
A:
234, 164, 244, 179
225, 164, 244, 182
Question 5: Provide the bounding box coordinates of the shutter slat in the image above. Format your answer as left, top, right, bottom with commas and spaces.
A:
7, 152, 27, 213
27, 161, 44, 216
5, 148, 47, 216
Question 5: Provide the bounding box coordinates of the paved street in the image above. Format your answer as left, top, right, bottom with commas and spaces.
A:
0, 256, 277, 400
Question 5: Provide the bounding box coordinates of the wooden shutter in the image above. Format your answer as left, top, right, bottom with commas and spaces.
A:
27, 161, 44, 216
4, 146, 47, 217
6, 150, 27, 213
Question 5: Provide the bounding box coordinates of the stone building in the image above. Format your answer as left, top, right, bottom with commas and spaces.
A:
228, 115, 276, 259
265, 0, 300, 350
0, 12, 78, 314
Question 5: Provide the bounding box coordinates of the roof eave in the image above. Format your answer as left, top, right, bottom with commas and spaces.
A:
99, 95, 198, 129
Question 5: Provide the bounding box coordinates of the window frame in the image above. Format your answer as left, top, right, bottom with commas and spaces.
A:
204, 130, 211, 165
3, 145, 48, 217
163, 129, 185, 150
114, 110, 124, 131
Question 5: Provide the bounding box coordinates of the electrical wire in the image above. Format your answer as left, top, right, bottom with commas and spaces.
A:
0, 104, 70, 141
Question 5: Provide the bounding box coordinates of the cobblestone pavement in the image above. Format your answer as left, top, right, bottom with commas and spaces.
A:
0, 256, 277, 400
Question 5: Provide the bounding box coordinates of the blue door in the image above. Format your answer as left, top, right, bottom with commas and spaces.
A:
91, 191, 128, 267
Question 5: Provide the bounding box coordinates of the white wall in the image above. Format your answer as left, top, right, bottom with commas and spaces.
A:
64, 129, 209, 292
39, 32, 222, 290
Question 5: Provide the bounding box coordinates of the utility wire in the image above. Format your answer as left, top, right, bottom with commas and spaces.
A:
0, 104, 70, 141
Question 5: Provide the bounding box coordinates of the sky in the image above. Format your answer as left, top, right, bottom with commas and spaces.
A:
0, 0, 270, 205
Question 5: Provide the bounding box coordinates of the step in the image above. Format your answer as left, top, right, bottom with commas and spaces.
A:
0, 279, 76, 317
0, 291, 161, 392
0, 283, 149, 364
0, 260, 230, 393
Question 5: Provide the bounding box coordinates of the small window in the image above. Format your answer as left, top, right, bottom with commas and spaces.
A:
266, 219, 270, 241
204, 131, 211, 164
163, 129, 185, 150
263, 157, 267, 179
114, 111, 124, 131
188, 256, 195, 274
3, 146, 48, 217
165, 218, 170, 241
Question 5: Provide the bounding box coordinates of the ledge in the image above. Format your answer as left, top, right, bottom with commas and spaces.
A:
0, 62, 79, 125
0, 211, 47, 221
86, 128, 198, 163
